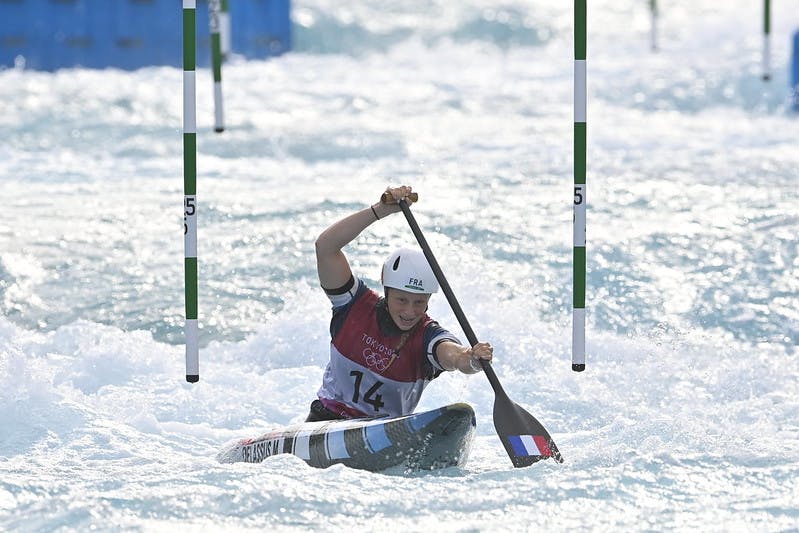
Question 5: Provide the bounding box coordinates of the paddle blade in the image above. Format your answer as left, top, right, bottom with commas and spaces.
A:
493, 394, 563, 467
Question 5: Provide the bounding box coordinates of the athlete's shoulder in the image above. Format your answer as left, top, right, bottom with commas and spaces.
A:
326, 276, 373, 309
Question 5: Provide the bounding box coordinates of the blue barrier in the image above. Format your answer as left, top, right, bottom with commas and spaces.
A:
792, 30, 799, 111
0, 0, 291, 71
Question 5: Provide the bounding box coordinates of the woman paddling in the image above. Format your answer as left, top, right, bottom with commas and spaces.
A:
306, 185, 494, 422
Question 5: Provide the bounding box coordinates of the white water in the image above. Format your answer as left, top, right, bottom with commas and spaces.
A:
2, 1, 798, 530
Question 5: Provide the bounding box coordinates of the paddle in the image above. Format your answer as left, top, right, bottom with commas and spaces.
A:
388, 195, 563, 466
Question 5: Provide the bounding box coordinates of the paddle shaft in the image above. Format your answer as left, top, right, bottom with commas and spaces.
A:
396, 198, 564, 467
397, 200, 506, 396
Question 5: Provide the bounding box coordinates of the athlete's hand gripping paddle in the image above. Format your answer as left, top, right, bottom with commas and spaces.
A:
381, 191, 418, 204
395, 196, 563, 467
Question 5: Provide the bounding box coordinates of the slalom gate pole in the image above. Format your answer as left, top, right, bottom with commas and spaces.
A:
793, 30, 799, 111
220, 0, 231, 59
183, 0, 199, 383
650, 0, 658, 52
762, 0, 771, 81
209, 0, 225, 132
573, 0, 587, 372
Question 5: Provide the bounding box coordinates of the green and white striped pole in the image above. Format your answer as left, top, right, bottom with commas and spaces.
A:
183, 0, 199, 383
573, 0, 587, 372
650, 0, 658, 52
209, 0, 225, 132
762, 0, 771, 81
220, 0, 231, 59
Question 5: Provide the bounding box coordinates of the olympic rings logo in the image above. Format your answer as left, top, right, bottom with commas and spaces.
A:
363, 348, 392, 372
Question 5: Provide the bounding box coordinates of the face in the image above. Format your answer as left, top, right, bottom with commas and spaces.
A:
385, 288, 431, 331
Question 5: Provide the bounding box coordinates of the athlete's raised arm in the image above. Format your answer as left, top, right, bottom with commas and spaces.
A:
315, 185, 412, 290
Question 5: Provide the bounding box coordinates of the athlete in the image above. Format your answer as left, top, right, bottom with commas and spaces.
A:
306, 185, 493, 422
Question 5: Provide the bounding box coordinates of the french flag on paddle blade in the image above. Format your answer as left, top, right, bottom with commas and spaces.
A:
508, 435, 552, 457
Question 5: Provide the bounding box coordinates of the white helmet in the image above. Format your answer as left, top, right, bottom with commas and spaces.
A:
381, 248, 439, 294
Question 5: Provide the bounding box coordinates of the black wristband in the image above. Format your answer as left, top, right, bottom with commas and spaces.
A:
370, 205, 380, 220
